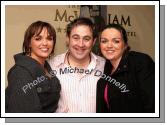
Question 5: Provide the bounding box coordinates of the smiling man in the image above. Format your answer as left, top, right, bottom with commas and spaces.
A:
49, 17, 105, 112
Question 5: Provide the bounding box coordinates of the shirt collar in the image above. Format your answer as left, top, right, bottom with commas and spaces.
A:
51, 51, 99, 69
113, 53, 129, 74
50, 52, 67, 67
104, 53, 129, 75
87, 52, 99, 70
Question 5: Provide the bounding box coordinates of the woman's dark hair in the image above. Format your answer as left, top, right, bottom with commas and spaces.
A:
22, 21, 56, 56
100, 23, 130, 52
66, 17, 96, 39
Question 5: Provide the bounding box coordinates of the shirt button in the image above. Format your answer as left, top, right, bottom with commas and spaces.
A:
37, 87, 42, 93
123, 65, 127, 68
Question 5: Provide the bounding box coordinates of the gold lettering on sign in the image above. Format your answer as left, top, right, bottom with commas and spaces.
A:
54, 9, 79, 22
127, 31, 136, 37
108, 14, 131, 26
108, 14, 136, 37
68, 5, 80, 9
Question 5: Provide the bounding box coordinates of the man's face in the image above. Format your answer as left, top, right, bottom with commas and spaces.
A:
67, 25, 95, 61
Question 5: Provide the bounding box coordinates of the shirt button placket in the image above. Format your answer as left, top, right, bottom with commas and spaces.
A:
79, 79, 83, 112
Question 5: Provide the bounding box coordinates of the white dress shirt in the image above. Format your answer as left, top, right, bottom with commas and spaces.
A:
48, 52, 105, 113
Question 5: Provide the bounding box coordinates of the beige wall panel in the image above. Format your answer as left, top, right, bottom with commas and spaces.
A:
107, 5, 155, 60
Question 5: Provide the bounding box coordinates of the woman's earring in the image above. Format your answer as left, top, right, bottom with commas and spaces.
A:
28, 47, 31, 56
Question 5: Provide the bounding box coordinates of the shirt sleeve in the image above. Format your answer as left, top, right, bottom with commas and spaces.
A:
135, 54, 155, 112
6, 66, 41, 113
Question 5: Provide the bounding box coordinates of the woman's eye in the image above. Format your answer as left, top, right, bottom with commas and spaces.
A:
114, 40, 120, 43
35, 37, 41, 41
100, 40, 107, 43
47, 37, 53, 41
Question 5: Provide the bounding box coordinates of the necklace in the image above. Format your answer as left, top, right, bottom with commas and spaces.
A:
67, 52, 71, 66
67, 52, 91, 67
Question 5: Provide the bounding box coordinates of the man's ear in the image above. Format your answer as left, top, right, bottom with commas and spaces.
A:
93, 38, 96, 46
124, 44, 128, 51
66, 36, 70, 47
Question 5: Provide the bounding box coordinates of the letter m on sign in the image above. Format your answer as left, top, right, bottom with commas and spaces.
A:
54, 9, 68, 22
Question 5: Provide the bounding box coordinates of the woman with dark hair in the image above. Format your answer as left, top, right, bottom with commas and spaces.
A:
96, 23, 155, 113
5, 21, 61, 113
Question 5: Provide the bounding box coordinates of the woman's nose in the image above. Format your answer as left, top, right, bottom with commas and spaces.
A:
107, 41, 113, 48
42, 39, 48, 45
